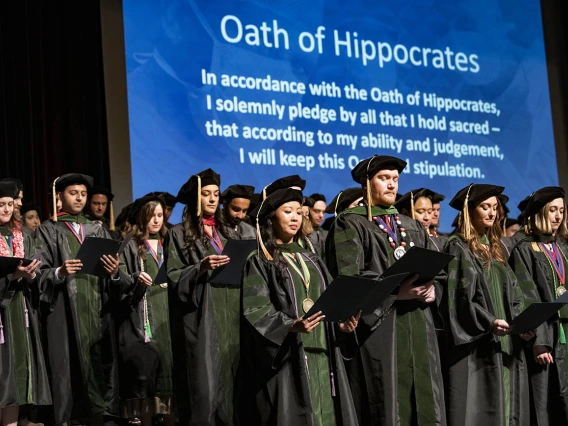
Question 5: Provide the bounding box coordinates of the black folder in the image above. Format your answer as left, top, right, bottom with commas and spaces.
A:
154, 262, 167, 285
75, 237, 128, 277
209, 239, 258, 285
510, 302, 566, 335
0, 256, 35, 279
305, 273, 409, 322
381, 247, 454, 284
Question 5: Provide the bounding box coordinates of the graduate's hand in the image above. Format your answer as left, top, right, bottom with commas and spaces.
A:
200, 255, 230, 274
533, 345, 554, 365
492, 319, 510, 336
397, 274, 428, 301
519, 329, 536, 342
58, 259, 83, 277
338, 311, 361, 333
100, 254, 120, 276
138, 272, 153, 287
291, 311, 325, 334
416, 282, 436, 304
11, 259, 41, 281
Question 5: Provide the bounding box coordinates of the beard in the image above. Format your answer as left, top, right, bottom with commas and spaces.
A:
372, 191, 397, 207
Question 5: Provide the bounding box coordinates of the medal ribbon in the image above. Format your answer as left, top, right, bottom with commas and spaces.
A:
65, 222, 85, 245
1, 236, 13, 257
204, 226, 224, 255
282, 252, 311, 293
539, 242, 565, 285
374, 215, 398, 244
143, 240, 163, 268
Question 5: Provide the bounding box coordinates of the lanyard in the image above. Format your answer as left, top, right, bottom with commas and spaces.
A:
282, 252, 311, 292
143, 240, 163, 268
540, 242, 565, 285
1, 236, 13, 257
204, 226, 224, 255
375, 215, 398, 244
65, 222, 85, 244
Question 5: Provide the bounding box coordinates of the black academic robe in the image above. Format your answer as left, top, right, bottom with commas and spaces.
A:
307, 231, 326, 259
231, 221, 256, 240
0, 229, 51, 408
443, 236, 529, 426
326, 206, 446, 426
166, 224, 240, 426
238, 248, 359, 426
117, 238, 173, 408
509, 237, 568, 426
36, 219, 121, 424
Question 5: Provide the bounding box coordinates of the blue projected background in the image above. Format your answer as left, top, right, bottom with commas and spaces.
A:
122, 0, 557, 230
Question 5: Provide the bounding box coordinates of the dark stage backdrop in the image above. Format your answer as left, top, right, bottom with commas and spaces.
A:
0, 0, 111, 219
1, 0, 568, 221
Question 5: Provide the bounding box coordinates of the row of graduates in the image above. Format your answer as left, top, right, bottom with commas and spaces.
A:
0, 154, 567, 426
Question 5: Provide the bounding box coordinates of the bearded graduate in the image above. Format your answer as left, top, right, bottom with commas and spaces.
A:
442, 184, 532, 426
238, 188, 360, 426
36, 173, 122, 426
166, 168, 239, 426
325, 155, 446, 426
0, 180, 50, 426
509, 187, 568, 426
117, 195, 174, 426
221, 184, 256, 239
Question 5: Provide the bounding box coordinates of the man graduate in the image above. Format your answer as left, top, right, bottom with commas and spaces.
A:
221, 184, 256, 239
36, 173, 122, 426
86, 186, 116, 233
326, 155, 446, 426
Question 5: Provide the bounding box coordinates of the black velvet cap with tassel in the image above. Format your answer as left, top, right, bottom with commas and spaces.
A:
51, 173, 94, 222
145, 192, 177, 207
0, 180, 20, 199
262, 175, 306, 200
395, 188, 437, 219
221, 185, 255, 204
520, 186, 565, 221
176, 168, 221, 216
128, 195, 166, 224
0, 178, 23, 193
325, 187, 363, 215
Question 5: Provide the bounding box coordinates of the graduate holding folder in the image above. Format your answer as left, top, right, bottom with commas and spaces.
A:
35, 173, 122, 426
165, 168, 239, 426
0, 180, 51, 425
509, 186, 568, 425
239, 188, 359, 426
442, 184, 532, 426
325, 155, 446, 426
116, 195, 174, 426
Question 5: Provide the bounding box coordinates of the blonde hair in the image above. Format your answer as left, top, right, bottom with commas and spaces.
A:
524, 200, 568, 238
458, 198, 506, 266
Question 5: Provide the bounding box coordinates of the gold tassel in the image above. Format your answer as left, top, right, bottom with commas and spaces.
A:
52, 177, 59, 222
410, 191, 415, 220
366, 178, 372, 222
334, 191, 344, 216
109, 201, 115, 231
262, 185, 268, 201
196, 175, 202, 217
254, 198, 273, 260
462, 184, 473, 241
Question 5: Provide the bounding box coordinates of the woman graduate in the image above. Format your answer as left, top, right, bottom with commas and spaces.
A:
509, 186, 568, 426
239, 188, 360, 426
0, 180, 50, 426
442, 184, 531, 426
117, 195, 174, 426
166, 168, 238, 426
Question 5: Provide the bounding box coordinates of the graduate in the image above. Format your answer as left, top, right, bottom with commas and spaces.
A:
307, 193, 328, 239
86, 186, 116, 232
0, 180, 51, 426
429, 191, 445, 237
239, 188, 360, 426
36, 173, 122, 426
117, 195, 174, 426
325, 155, 446, 426
20, 203, 41, 233
0, 178, 23, 222
442, 184, 531, 426
145, 192, 177, 229
166, 168, 239, 426
509, 186, 568, 425
221, 184, 256, 239
302, 197, 326, 258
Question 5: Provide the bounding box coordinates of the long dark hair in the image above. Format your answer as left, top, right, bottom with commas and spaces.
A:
131, 200, 167, 258
182, 196, 230, 249
259, 211, 307, 270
